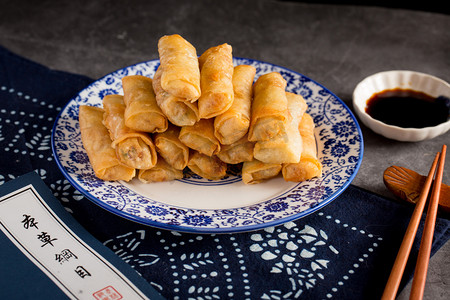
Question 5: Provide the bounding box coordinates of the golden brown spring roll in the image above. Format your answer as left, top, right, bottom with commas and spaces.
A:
158, 34, 201, 101
138, 157, 184, 183
198, 43, 234, 119
216, 135, 255, 164
187, 151, 227, 180
79, 105, 135, 181
122, 75, 168, 133
242, 159, 282, 185
214, 64, 256, 145
282, 113, 322, 182
102, 94, 158, 170
248, 72, 289, 142
253, 92, 307, 164
153, 65, 199, 126
154, 124, 190, 170
179, 118, 221, 156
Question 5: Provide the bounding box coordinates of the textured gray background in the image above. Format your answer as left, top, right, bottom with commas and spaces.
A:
1, 1, 448, 299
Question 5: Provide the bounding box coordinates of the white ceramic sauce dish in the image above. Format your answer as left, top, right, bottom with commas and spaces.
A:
352, 70, 450, 142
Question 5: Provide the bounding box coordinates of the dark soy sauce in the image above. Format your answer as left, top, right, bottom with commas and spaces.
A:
365, 88, 449, 128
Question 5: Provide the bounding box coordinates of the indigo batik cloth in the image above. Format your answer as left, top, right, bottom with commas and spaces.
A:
0, 45, 449, 300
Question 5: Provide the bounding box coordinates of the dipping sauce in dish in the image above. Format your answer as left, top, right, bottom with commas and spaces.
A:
365, 88, 449, 128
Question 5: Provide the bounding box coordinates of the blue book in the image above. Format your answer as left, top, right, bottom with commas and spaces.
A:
0, 171, 165, 299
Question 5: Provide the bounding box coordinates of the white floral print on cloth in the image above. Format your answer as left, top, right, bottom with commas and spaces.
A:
1, 85, 60, 161
250, 222, 338, 298
101, 214, 382, 300
0, 84, 85, 212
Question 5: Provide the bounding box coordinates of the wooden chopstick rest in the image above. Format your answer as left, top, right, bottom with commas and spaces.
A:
383, 165, 450, 215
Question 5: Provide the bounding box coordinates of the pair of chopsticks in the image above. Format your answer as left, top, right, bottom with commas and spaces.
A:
381, 144, 447, 300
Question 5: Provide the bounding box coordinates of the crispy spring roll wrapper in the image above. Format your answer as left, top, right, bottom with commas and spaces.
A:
242, 159, 282, 185
187, 151, 227, 181
198, 43, 234, 119
217, 135, 255, 164
282, 113, 322, 182
253, 92, 307, 164
138, 157, 184, 183
79, 105, 135, 181
214, 64, 256, 145
154, 124, 190, 170
102, 94, 158, 170
153, 66, 200, 126
122, 75, 168, 133
248, 72, 289, 142
179, 118, 221, 156
158, 34, 201, 101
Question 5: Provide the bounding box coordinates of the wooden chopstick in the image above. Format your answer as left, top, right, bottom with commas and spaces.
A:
409, 144, 447, 300
381, 147, 443, 300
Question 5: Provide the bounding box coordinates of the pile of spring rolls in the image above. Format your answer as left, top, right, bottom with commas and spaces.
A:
79, 34, 322, 184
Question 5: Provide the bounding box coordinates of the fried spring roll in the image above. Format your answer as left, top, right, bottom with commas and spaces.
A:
187, 151, 227, 180
154, 124, 190, 170
198, 43, 234, 119
153, 66, 199, 126
158, 34, 201, 101
214, 64, 256, 144
253, 92, 307, 164
242, 159, 282, 185
138, 157, 184, 183
282, 113, 322, 182
79, 105, 135, 181
217, 135, 255, 164
248, 72, 289, 142
102, 95, 157, 170
179, 118, 221, 156
122, 75, 168, 133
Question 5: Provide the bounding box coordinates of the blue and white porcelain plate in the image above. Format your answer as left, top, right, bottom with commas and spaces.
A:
51, 58, 363, 233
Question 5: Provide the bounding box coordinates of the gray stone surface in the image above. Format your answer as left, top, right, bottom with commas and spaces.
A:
1, 1, 448, 298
